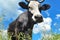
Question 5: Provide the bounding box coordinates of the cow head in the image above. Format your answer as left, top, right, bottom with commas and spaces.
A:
19, 0, 50, 23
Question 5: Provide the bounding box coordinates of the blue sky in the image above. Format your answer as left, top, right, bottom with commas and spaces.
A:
0, 0, 60, 40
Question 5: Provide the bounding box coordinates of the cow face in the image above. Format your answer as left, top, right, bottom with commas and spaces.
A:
28, 1, 43, 23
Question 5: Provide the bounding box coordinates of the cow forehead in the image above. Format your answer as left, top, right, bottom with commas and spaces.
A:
28, 1, 40, 6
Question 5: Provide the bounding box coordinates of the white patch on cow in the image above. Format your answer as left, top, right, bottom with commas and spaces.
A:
28, 1, 42, 21
32, 15, 36, 21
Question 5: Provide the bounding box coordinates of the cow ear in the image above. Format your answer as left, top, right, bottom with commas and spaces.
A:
19, 2, 28, 9
39, 4, 50, 10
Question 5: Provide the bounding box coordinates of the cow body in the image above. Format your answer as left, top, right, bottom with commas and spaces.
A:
8, 11, 40, 40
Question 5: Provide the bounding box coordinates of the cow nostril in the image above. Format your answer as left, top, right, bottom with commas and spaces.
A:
40, 16, 43, 19
35, 16, 42, 19
35, 16, 39, 19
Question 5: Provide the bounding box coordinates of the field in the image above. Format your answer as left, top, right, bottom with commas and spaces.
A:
0, 30, 60, 40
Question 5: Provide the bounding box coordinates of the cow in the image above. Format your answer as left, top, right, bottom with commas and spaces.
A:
8, 0, 50, 40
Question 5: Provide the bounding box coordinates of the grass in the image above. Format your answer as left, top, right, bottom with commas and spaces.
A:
0, 30, 32, 40
0, 30, 8, 40
41, 33, 60, 40
0, 31, 2, 40
0, 30, 60, 40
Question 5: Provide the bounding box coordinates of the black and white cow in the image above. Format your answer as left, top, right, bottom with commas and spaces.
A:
8, 0, 50, 40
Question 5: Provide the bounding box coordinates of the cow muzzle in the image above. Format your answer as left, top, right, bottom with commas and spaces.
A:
34, 15, 43, 23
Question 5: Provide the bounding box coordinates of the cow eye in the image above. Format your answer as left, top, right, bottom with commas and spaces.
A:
29, 7, 33, 10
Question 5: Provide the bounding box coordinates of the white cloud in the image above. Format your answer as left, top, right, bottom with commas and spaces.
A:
45, 10, 50, 16
33, 24, 40, 34
0, 0, 22, 18
56, 14, 60, 19
56, 14, 60, 17
54, 23, 57, 26
17, 10, 23, 14
59, 28, 60, 31
33, 17, 52, 34
38, 34, 52, 40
